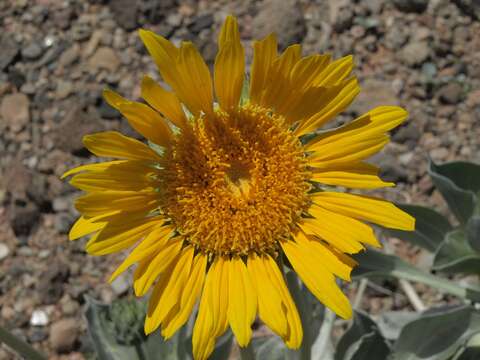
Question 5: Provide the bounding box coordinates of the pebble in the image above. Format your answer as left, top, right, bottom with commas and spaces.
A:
0, 93, 30, 132
58, 44, 80, 67
30, 309, 49, 326
0, 243, 9, 261
438, 83, 464, 104
50, 318, 78, 353
399, 41, 430, 67
21, 42, 43, 60
393, 0, 429, 13
88, 46, 120, 72
110, 273, 130, 295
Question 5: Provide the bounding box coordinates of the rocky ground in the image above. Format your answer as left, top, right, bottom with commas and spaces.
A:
0, 0, 479, 358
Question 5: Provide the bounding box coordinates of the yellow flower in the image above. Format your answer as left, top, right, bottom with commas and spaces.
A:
64, 16, 414, 359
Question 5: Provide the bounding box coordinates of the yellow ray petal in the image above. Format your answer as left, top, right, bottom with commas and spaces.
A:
145, 261, 177, 334
294, 77, 360, 135
147, 246, 194, 329
86, 217, 164, 255
138, 29, 179, 87
214, 20, 245, 111
307, 203, 380, 248
310, 162, 394, 189
174, 42, 214, 117
227, 257, 257, 347
293, 231, 354, 281
313, 55, 353, 87
133, 237, 184, 296
307, 135, 389, 168
103, 89, 172, 147
192, 257, 230, 360
70, 161, 158, 192
108, 224, 175, 282
61, 160, 128, 179
249, 33, 277, 104
83, 131, 162, 161
69, 216, 106, 241
260, 44, 301, 109
75, 190, 159, 217
141, 76, 188, 129
282, 240, 353, 319
305, 106, 408, 150
312, 192, 415, 230
247, 254, 288, 338
261, 255, 303, 348
162, 253, 207, 339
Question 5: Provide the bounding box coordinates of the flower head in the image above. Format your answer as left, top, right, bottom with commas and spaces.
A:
64, 15, 414, 359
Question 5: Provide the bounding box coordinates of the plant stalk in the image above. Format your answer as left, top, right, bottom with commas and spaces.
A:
0, 325, 47, 360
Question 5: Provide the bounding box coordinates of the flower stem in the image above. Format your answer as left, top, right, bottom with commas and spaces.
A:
0, 325, 47, 360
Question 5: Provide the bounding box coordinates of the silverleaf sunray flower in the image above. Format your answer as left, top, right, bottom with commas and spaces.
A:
63, 15, 414, 360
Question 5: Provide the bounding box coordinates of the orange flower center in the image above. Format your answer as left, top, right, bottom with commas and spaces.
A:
159, 104, 311, 256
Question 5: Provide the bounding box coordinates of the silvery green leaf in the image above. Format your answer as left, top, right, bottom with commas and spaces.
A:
335, 311, 378, 360
428, 160, 478, 224
466, 216, 480, 252
433, 230, 480, 274
393, 305, 480, 360
383, 204, 452, 252
373, 311, 419, 341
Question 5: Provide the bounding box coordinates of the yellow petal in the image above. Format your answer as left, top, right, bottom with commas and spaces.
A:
282, 240, 353, 319
86, 217, 164, 255
83, 131, 162, 161
191, 257, 230, 360
312, 192, 415, 230
310, 162, 394, 189
174, 42, 214, 117
313, 55, 353, 87
69, 216, 106, 240
103, 89, 172, 147
227, 257, 257, 347
133, 237, 183, 296
70, 161, 158, 192
260, 44, 301, 109
247, 254, 288, 338
138, 29, 179, 87
162, 253, 207, 339
108, 224, 175, 282
293, 231, 354, 281
141, 76, 188, 129
305, 106, 408, 150
75, 190, 159, 217
307, 135, 389, 168
145, 261, 177, 334
215, 15, 244, 110
261, 254, 303, 348
294, 77, 360, 135
249, 33, 277, 104
148, 246, 194, 329
62, 160, 128, 179
305, 203, 380, 249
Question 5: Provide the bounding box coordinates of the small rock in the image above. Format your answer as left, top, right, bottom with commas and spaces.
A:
50, 318, 78, 353
0, 93, 30, 132
56, 80, 73, 99
399, 41, 430, 67
332, 6, 354, 32
430, 147, 449, 161
37, 263, 70, 304
188, 13, 214, 34
10, 204, 40, 237
30, 328, 48, 343
252, 0, 306, 49
393, 0, 429, 13
0, 243, 9, 261
30, 309, 49, 326
351, 79, 399, 115
0, 34, 19, 70
111, 273, 130, 295
109, 0, 138, 30
53, 196, 70, 212
54, 213, 74, 234
88, 47, 120, 72
21, 42, 43, 60
438, 83, 463, 104
54, 105, 105, 154
58, 44, 80, 67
